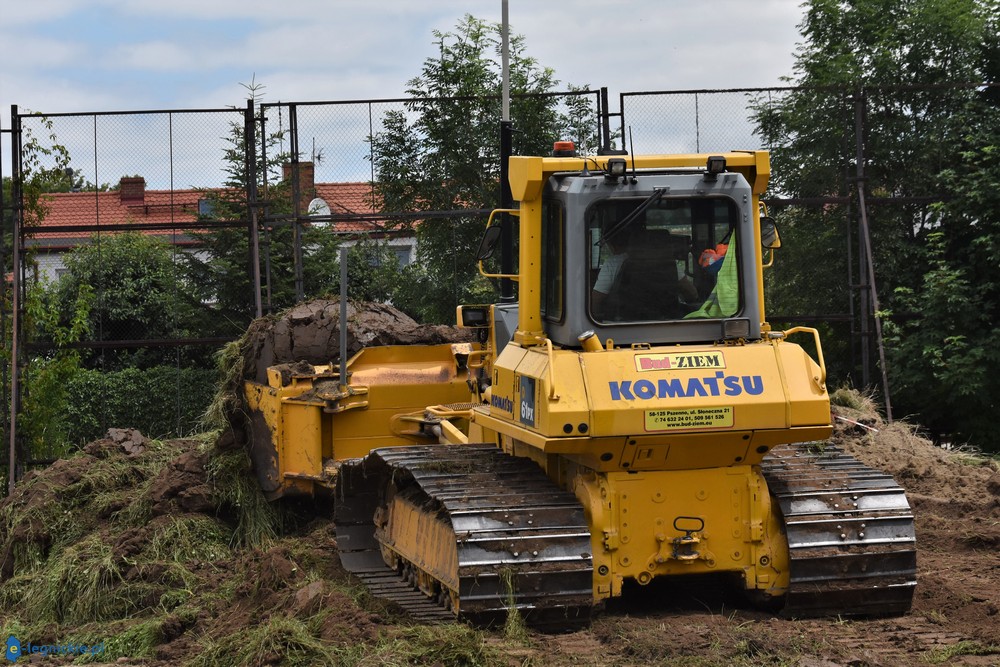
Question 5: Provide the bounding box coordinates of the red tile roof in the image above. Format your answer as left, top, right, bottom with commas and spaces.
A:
313, 183, 402, 233
27, 181, 407, 250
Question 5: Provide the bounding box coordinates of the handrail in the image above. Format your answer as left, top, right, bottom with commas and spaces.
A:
543, 338, 560, 401
781, 326, 827, 390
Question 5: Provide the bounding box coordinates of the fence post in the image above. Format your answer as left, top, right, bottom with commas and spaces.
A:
7, 105, 22, 494
246, 100, 263, 319
0, 109, 7, 492
288, 104, 304, 302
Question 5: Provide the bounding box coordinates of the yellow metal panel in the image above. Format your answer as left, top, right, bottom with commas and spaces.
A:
280, 402, 322, 479
490, 344, 527, 420
622, 432, 751, 471
481, 339, 829, 471
380, 491, 460, 592
573, 466, 789, 601
508, 156, 546, 202
513, 198, 545, 342
586, 344, 793, 437
775, 342, 832, 427
510, 152, 770, 196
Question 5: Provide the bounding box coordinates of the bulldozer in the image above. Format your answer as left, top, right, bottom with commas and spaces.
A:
243, 146, 916, 629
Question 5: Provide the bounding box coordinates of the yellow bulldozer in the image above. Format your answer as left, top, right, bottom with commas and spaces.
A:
243, 146, 916, 629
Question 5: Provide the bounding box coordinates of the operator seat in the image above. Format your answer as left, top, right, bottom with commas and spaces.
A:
606, 230, 682, 321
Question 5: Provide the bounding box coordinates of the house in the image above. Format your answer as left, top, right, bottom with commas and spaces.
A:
26, 164, 417, 283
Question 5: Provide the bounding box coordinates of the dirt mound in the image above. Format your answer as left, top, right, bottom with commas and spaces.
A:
0, 428, 387, 666
241, 299, 472, 384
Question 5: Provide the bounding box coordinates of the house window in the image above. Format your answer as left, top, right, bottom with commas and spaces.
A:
393, 246, 412, 266
198, 199, 216, 217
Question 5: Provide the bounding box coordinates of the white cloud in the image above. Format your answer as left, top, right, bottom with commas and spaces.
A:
1, 2, 806, 117
1, 31, 86, 69
0, 70, 132, 114
104, 41, 199, 72
100, 0, 475, 22
2, 0, 80, 26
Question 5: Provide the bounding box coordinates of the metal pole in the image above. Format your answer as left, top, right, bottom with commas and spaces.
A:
499, 121, 514, 302
260, 106, 273, 313
856, 185, 894, 422
600, 88, 612, 152
339, 247, 348, 389
843, 93, 857, 382
246, 100, 263, 318
498, 1, 515, 302
501, 0, 510, 123
8, 106, 22, 494
0, 109, 8, 490
289, 104, 304, 302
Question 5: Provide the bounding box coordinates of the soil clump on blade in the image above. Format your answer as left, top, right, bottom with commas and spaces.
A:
240, 298, 472, 385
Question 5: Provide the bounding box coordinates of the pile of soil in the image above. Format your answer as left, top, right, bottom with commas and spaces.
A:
0, 428, 461, 666
239, 299, 473, 384
1, 393, 998, 666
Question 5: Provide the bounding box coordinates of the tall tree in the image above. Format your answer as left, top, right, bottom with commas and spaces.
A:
883, 101, 1000, 447
753, 0, 999, 448
370, 15, 599, 323
45, 232, 200, 369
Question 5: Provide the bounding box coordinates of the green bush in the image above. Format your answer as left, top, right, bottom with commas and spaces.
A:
59, 365, 217, 446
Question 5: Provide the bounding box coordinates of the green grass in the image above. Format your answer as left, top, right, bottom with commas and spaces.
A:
948, 447, 1000, 471
18, 534, 145, 625
72, 618, 163, 664
143, 515, 232, 563
829, 385, 880, 417
499, 567, 529, 643
203, 447, 280, 548
202, 338, 248, 430
0, 438, 235, 628
356, 624, 505, 667
190, 615, 339, 667
922, 640, 1000, 664
202, 314, 277, 432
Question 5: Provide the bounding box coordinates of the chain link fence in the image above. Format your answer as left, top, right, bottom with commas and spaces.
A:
5, 107, 249, 478
2, 83, 987, 486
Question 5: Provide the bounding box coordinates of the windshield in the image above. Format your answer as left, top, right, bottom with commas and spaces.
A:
588, 197, 741, 323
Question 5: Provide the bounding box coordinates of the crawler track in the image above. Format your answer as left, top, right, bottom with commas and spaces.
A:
334, 445, 594, 630
761, 443, 917, 617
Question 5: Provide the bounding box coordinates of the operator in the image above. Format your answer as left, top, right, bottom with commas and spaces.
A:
591, 232, 628, 318
676, 260, 699, 303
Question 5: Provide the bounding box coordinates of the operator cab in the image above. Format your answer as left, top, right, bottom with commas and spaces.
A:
539, 156, 761, 348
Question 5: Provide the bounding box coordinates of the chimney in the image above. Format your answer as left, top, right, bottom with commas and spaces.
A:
282, 162, 316, 213
119, 176, 146, 204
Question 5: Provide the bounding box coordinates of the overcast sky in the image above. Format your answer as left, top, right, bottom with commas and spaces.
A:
2, 0, 806, 115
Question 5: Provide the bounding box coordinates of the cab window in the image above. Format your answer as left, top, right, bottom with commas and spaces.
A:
588, 197, 740, 323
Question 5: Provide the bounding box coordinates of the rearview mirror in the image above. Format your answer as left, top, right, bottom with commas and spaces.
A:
475, 225, 503, 261
760, 217, 781, 250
